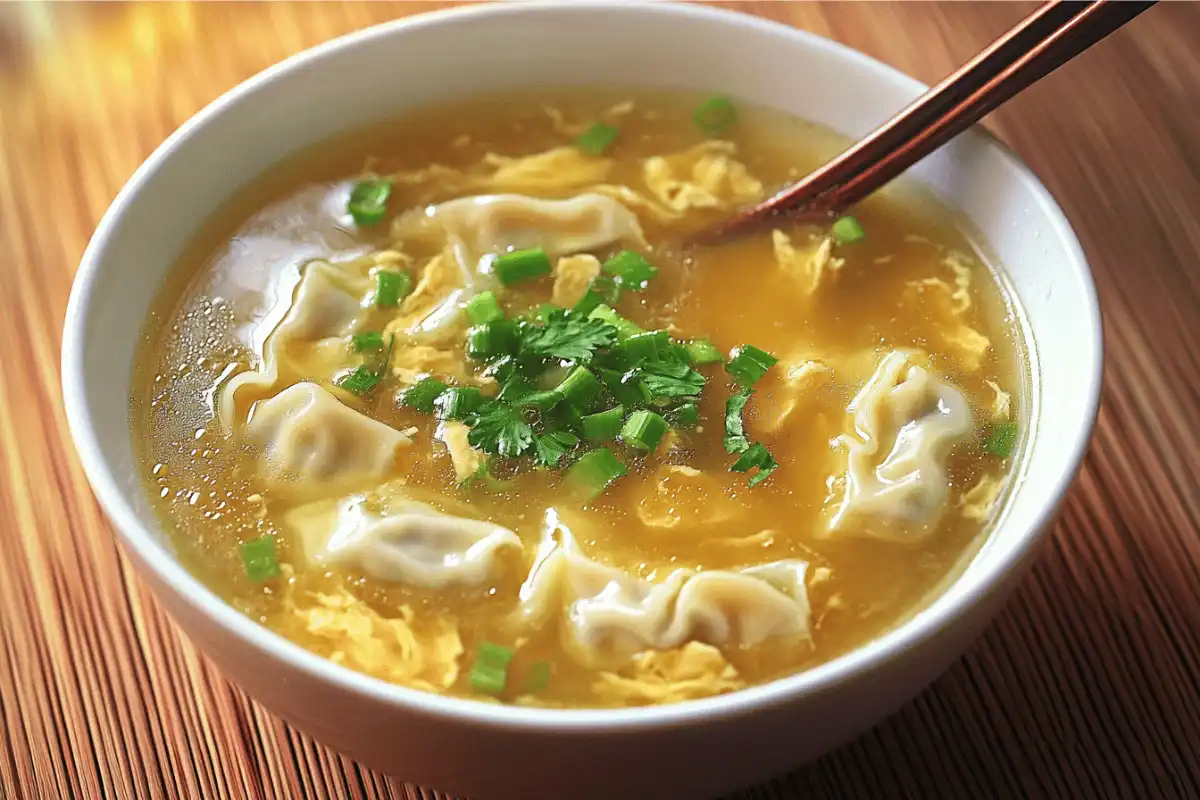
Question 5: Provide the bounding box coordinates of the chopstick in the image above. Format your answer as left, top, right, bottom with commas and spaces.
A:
709, 0, 1156, 240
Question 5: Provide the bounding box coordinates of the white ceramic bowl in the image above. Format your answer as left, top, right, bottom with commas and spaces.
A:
61, 3, 1102, 798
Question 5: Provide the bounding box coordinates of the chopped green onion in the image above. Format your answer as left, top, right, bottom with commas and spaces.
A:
518, 389, 563, 411
693, 96, 737, 136
572, 288, 606, 318
831, 215, 866, 244
725, 345, 778, 386
435, 386, 483, 421
602, 250, 659, 288
587, 304, 644, 340
575, 122, 620, 156
730, 441, 778, 487
621, 409, 669, 452
375, 270, 410, 308
983, 422, 1019, 457
336, 366, 382, 397
557, 366, 602, 407
724, 387, 753, 453
347, 179, 392, 226
598, 367, 645, 408
615, 330, 670, 364
467, 321, 519, 361
673, 402, 700, 428
240, 536, 280, 582
565, 447, 628, 501
466, 291, 504, 325
582, 405, 625, 443
684, 338, 723, 365
400, 377, 447, 413
495, 247, 553, 286
352, 331, 384, 352
469, 641, 514, 696
525, 660, 553, 693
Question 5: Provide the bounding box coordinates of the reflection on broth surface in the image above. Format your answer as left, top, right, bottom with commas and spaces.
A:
132, 90, 1025, 708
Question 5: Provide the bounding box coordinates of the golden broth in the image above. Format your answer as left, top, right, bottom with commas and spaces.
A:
131, 90, 1025, 708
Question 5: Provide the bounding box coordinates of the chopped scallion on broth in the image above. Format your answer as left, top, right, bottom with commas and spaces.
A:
574, 122, 620, 156
347, 179, 392, 226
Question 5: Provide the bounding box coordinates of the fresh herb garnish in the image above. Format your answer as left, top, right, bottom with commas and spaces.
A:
831, 215, 865, 244
400, 377, 447, 414
375, 269, 411, 308
725, 345, 778, 386
336, 366, 382, 397
730, 441, 778, 487
467, 402, 535, 458
724, 387, 754, 453
602, 250, 659, 289
469, 642, 514, 696
565, 447, 628, 501
638, 355, 706, 399
519, 315, 618, 362
495, 247, 553, 286
352, 331, 384, 352
533, 429, 581, 467
694, 96, 737, 137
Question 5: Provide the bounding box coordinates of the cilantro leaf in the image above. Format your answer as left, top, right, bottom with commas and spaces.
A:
533, 429, 580, 467
638, 355, 706, 399
467, 403, 534, 458
724, 387, 754, 454
519, 316, 618, 363
730, 442, 778, 487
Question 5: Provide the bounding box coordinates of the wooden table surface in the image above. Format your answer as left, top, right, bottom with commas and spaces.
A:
2, 2, 1198, 798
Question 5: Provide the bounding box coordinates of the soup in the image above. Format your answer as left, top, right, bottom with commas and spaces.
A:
131, 90, 1025, 709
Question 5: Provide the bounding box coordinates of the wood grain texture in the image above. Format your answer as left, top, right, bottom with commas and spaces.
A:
1, 2, 1197, 797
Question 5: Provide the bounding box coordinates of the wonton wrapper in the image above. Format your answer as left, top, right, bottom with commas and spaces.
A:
642, 140, 764, 212
825, 349, 973, 540
218, 259, 372, 429
244, 382, 410, 499
592, 642, 745, 706
287, 493, 521, 588
515, 511, 812, 669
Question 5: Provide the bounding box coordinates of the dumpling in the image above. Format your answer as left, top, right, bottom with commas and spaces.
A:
245, 382, 410, 498
287, 494, 521, 588
431, 193, 646, 275
218, 259, 371, 428
825, 349, 972, 539
516, 511, 811, 668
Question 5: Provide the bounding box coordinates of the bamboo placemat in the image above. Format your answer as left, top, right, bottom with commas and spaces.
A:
1, 2, 1198, 798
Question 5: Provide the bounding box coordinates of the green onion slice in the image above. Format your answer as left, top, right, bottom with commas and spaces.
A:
565, 447, 628, 501
351, 331, 384, 352
347, 179, 392, 226
469, 642, 514, 696
582, 405, 625, 443
831, 215, 866, 244
724, 387, 754, 453
602, 250, 659, 288
730, 441, 778, 487
724, 345, 778, 386
587, 304, 644, 340
694, 96, 738, 136
983, 422, 1019, 457
400, 377, 447, 414
375, 270, 411, 308
673, 402, 700, 429
495, 247, 553, 286
241, 536, 280, 582
575, 123, 620, 156
336, 366, 382, 397
466, 291, 504, 325
684, 338, 723, 365
557, 366, 602, 408
621, 409, 669, 452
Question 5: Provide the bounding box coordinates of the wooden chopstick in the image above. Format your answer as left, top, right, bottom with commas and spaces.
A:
710, 0, 1157, 240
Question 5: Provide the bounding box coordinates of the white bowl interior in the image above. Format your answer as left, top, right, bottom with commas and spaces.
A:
63, 1, 1099, 730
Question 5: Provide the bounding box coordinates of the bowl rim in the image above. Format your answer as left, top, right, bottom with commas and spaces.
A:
61, 0, 1102, 733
